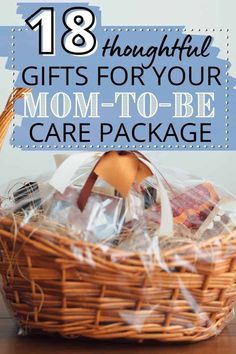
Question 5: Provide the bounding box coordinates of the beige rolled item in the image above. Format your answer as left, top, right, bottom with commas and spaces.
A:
0, 88, 31, 149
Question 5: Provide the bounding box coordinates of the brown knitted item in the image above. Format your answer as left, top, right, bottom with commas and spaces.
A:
0, 215, 236, 342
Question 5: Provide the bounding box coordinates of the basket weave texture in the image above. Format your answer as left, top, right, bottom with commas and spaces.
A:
0, 216, 236, 342
0, 88, 31, 149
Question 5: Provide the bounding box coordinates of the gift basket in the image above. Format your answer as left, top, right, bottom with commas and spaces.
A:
0, 150, 236, 343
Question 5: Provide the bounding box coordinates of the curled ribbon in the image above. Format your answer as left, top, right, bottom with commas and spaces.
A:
50, 151, 174, 237
0, 88, 31, 149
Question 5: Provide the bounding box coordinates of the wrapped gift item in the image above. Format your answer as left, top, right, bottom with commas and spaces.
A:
47, 186, 124, 244
0, 152, 233, 248
146, 182, 220, 230
196, 195, 236, 240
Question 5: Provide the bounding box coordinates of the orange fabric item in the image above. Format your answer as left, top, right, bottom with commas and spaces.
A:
94, 151, 153, 197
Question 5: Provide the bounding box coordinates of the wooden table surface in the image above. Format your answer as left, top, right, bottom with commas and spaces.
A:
0, 294, 235, 354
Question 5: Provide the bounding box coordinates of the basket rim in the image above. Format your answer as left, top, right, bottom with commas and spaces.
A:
0, 214, 236, 260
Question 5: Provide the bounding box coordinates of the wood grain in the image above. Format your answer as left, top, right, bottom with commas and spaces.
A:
0, 292, 10, 318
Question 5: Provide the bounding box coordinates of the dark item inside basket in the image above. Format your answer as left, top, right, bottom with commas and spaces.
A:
144, 186, 157, 209
13, 182, 41, 212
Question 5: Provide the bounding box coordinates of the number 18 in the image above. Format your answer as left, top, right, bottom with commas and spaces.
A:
26, 7, 97, 56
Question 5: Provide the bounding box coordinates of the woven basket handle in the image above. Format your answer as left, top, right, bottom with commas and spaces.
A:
0, 88, 31, 149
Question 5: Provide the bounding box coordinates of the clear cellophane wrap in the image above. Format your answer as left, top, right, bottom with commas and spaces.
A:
0, 151, 236, 342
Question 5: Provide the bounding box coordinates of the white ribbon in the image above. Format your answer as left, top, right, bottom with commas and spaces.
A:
49, 151, 104, 193
49, 151, 173, 237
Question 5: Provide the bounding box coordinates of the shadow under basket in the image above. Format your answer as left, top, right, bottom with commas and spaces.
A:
0, 216, 236, 343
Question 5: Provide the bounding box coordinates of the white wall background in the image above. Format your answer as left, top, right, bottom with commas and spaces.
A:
0, 0, 236, 193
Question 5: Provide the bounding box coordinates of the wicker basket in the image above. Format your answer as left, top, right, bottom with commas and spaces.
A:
0, 88, 31, 150
0, 215, 236, 342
